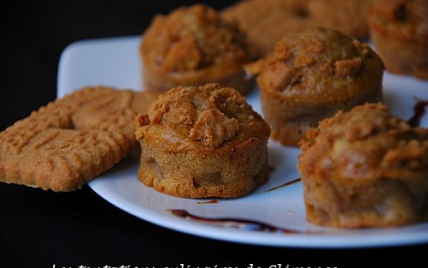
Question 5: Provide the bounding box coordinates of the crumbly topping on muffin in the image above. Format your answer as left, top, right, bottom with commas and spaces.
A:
136, 83, 270, 149
300, 103, 428, 180
247, 28, 382, 100
141, 4, 256, 72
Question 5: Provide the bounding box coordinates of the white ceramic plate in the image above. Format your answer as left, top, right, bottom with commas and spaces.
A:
58, 36, 428, 248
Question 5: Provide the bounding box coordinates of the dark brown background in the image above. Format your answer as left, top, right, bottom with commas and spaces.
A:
1, 0, 427, 266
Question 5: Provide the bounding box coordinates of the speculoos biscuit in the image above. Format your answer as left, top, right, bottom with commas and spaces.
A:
0, 86, 159, 191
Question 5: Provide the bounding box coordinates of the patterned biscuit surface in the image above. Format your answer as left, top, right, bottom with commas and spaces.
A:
0, 86, 159, 191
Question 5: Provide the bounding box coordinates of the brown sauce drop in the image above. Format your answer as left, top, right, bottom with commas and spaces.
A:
169, 209, 318, 234
407, 99, 428, 127
197, 199, 218, 204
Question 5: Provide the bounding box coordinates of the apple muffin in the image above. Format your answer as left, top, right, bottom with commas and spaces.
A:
140, 4, 256, 95
298, 103, 428, 228
247, 27, 384, 146
134, 83, 270, 198
368, 0, 428, 79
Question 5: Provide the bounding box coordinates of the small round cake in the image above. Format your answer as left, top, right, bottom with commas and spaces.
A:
140, 4, 256, 95
134, 83, 271, 198
368, 0, 428, 79
298, 103, 428, 228
247, 27, 384, 146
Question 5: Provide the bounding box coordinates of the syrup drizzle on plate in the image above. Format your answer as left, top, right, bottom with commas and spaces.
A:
407, 99, 428, 127
262, 177, 301, 193
169, 209, 318, 234
171, 179, 312, 234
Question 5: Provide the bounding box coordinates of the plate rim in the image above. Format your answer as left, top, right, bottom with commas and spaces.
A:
88, 171, 428, 248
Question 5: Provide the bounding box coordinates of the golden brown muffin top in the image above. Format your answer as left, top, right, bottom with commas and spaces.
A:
299, 103, 428, 180
368, 0, 428, 39
247, 27, 384, 102
135, 83, 270, 150
141, 4, 256, 73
